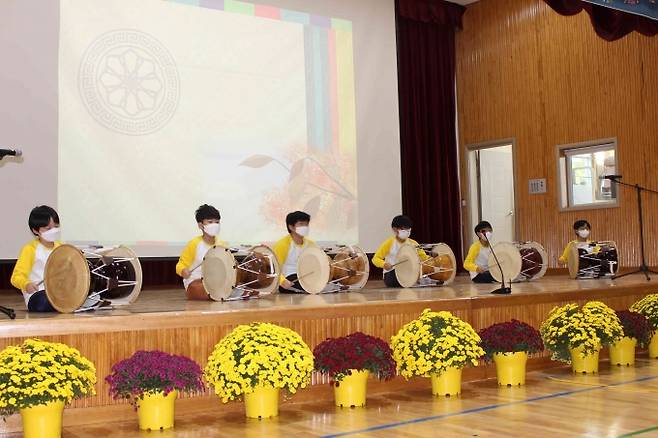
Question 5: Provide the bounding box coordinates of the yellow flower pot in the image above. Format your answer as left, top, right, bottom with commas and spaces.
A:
334, 369, 369, 407
431, 367, 462, 396
20, 399, 65, 438
493, 351, 528, 386
609, 337, 637, 366
245, 386, 279, 419
649, 332, 658, 359
569, 345, 600, 374
136, 390, 177, 430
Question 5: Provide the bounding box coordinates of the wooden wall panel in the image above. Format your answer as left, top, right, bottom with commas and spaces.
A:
456, 0, 658, 268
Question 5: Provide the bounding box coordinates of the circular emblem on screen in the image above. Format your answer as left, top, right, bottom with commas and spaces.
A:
78, 29, 180, 136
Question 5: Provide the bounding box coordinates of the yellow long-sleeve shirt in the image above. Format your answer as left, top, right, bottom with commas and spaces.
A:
175, 236, 225, 277
463, 241, 489, 273
371, 236, 428, 271
11, 239, 63, 291
271, 235, 315, 284
559, 239, 591, 264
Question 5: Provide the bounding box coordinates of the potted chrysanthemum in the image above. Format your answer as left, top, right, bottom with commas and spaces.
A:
0, 339, 96, 438
106, 350, 204, 431
204, 322, 314, 419
313, 332, 396, 407
540, 301, 623, 373
609, 310, 650, 366
630, 294, 658, 358
390, 309, 484, 396
478, 320, 544, 386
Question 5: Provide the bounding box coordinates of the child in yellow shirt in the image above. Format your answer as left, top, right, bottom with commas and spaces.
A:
11, 205, 63, 312
176, 204, 226, 300
372, 215, 428, 287
272, 211, 315, 293
559, 220, 591, 265
463, 221, 496, 283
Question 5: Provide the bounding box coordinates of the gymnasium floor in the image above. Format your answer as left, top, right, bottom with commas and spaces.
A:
11, 358, 658, 437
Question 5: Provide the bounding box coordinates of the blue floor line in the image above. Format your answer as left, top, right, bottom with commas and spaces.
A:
321, 375, 658, 437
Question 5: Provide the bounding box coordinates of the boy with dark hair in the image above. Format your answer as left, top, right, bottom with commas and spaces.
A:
176, 204, 226, 300
559, 220, 592, 265
11, 205, 62, 312
464, 220, 496, 283
371, 215, 428, 288
272, 210, 314, 293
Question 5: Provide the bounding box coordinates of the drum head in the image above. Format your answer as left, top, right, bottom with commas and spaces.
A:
97, 246, 143, 305
297, 246, 331, 295
423, 243, 456, 284
518, 241, 548, 281
202, 246, 237, 301
568, 244, 580, 279
235, 245, 280, 295
395, 244, 421, 288
488, 242, 522, 283
329, 246, 369, 289
44, 244, 90, 313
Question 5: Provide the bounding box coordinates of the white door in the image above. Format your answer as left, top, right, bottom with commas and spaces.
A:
468, 144, 515, 243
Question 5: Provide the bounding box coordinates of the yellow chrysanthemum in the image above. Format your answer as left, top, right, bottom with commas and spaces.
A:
204, 323, 313, 403
390, 309, 484, 379
0, 339, 97, 417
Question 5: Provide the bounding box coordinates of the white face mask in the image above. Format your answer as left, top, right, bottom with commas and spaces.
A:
203, 223, 220, 237
397, 229, 411, 240
40, 227, 61, 243
483, 231, 493, 241
295, 226, 309, 237
577, 229, 590, 239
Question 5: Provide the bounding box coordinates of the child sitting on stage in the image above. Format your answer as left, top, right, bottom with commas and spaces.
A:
464, 221, 496, 283
11, 205, 62, 312
176, 204, 226, 300
559, 219, 591, 265
272, 211, 315, 293
372, 215, 428, 288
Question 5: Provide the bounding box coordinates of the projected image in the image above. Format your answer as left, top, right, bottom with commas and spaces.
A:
59, 0, 357, 253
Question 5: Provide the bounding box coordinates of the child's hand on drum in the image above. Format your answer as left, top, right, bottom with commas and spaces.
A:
25, 282, 38, 293
181, 268, 191, 279
476, 266, 486, 273
384, 263, 393, 271
282, 279, 293, 289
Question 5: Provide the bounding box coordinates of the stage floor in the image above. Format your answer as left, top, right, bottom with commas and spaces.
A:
0, 273, 655, 323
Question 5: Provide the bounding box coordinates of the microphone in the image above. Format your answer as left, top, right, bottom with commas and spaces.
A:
600, 174, 622, 180
0, 148, 22, 159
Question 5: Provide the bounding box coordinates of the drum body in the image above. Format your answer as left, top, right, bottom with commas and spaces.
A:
202, 245, 279, 301
568, 241, 619, 279
488, 242, 523, 283
420, 243, 457, 284
514, 241, 548, 281
297, 246, 370, 294
44, 244, 142, 313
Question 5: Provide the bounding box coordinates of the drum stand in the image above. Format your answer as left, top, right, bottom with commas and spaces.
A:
0, 305, 15, 319
608, 178, 658, 281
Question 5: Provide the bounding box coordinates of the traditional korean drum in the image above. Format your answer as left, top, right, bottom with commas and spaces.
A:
202, 245, 279, 301
44, 244, 142, 313
394, 242, 457, 288
568, 241, 619, 279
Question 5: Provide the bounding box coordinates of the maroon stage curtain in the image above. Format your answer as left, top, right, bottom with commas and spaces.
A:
395, 0, 465, 262
544, 0, 658, 41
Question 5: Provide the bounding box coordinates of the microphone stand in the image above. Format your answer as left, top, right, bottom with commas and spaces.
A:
484, 235, 512, 294
0, 305, 15, 319
606, 176, 658, 281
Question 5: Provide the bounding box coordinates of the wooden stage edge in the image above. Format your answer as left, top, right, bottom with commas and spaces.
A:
0, 274, 656, 432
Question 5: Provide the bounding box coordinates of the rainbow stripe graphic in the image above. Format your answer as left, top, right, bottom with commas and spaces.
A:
168, 0, 356, 155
